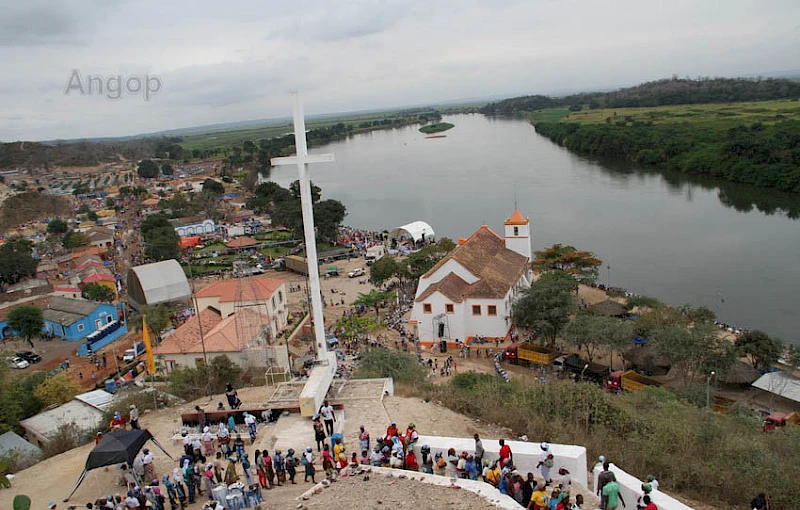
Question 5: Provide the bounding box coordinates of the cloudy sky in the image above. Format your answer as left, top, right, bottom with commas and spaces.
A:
1, 0, 799, 141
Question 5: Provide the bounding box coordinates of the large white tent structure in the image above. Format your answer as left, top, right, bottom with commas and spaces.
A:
389, 221, 435, 244
127, 260, 191, 310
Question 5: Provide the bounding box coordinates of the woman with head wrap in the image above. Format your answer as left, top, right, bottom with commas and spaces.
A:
273, 449, 286, 485
182, 459, 195, 504
233, 434, 246, 458
262, 450, 275, 489
241, 451, 254, 486
254, 450, 267, 488
201, 426, 214, 456
203, 463, 215, 499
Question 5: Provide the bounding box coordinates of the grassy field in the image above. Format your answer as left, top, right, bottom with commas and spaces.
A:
533, 99, 800, 126
419, 122, 454, 134
179, 110, 427, 152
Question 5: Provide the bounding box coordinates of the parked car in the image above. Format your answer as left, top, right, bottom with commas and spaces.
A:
348, 268, 365, 278
15, 351, 42, 364
9, 357, 29, 369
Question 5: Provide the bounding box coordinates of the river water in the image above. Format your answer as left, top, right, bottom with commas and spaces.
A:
268, 114, 800, 344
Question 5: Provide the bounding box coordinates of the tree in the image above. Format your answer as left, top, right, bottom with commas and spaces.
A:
7, 305, 42, 349
81, 282, 115, 303
650, 322, 735, 388
141, 214, 180, 261
512, 272, 577, 346
160, 164, 174, 176
533, 243, 602, 284
353, 290, 397, 316
407, 238, 456, 278
736, 330, 782, 370
33, 372, 80, 407
202, 178, 224, 195
313, 199, 347, 241
562, 314, 631, 365
87, 210, 98, 222
369, 257, 399, 287
336, 314, 380, 341
0, 239, 36, 285
62, 230, 89, 249
46, 217, 68, 234
137, 159, 159, 179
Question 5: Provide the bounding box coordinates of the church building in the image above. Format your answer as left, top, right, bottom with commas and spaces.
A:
410, 210, 533, 345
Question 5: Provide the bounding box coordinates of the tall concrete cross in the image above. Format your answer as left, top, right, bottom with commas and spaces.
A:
271, 93, 334, 361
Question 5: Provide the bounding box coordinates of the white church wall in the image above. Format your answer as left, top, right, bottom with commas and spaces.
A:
420, 259, 478, 289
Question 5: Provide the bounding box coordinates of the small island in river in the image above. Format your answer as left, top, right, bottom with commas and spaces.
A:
419, 122, 454, 134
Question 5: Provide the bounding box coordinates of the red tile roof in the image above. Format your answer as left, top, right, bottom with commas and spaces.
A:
417, 225, 529, 301
504, 210, 529, 226
195, 276, 283, 303
153, 308, 268, 355
226, 236, 257, 248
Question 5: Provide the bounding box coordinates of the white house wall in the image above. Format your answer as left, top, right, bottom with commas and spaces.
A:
412, 292, 509, 342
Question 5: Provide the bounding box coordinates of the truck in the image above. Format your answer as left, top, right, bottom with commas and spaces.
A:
123, 342, 146, 363
365, 245, 386, 266
608, 370, 663, 392
284, 255, 309, 275
555, 354, 610, 384
504, 342, 559, 366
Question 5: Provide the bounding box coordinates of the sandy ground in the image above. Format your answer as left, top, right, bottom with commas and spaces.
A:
300, 473, 501, 509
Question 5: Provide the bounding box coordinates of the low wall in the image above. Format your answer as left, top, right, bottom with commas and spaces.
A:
77, 325, 129, 356
414, 435, 588, 488
298, 466, 520, 509
298, 352, 337, 417
592, 464, 694, 510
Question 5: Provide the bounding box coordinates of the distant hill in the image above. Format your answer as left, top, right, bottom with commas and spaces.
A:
0, 137, 182, 170
480, 77, 800, 114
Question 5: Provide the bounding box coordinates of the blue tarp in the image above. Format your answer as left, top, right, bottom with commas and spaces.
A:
633, 335, 649, 346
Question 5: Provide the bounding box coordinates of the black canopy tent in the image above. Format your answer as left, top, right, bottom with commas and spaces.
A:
65, 429, 171, 501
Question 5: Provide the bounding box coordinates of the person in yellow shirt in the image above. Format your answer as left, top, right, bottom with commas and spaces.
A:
528, 482, 549, 510
333, 437, 345, 462
485, 461, 501, 487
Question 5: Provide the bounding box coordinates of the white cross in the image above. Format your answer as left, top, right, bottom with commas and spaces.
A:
271, 93, 334, 360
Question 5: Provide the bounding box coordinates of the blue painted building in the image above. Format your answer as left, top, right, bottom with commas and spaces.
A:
41, 297, 128, 355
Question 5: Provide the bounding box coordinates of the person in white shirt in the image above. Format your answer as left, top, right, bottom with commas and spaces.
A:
141, 448, 155, 482
319, 400, 335, 436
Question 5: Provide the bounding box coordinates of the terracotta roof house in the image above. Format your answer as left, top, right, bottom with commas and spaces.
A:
410, 211, 533, 344
193, 276, 289, 339
85, 226, 115, 249
154, 308, 288, 370
226, 236, 257, 249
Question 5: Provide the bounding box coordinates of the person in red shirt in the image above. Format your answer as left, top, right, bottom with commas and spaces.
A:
384, 422, 398, 442
642, 495, 658, 510
498, 439, 512, 467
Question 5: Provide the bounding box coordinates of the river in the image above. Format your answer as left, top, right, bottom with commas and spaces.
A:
268, 113, 800, 345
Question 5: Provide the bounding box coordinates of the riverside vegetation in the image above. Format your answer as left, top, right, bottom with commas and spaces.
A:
481, 77, 800, 193
355, 348, 800, 509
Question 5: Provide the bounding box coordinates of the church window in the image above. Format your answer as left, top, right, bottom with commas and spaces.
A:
445, 304, 454, 313
423, 303, 432, 314
472, 305, 481, 316
513, 227, 519, 236
488, 305, 497, 316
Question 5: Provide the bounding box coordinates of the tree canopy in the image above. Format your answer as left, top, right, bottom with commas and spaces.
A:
353, 290, 397, 316
253, 180, 346, 242
82, 282, 115, 303
533, 243, 602, 284
46, 217, 68, 234
0, 239, 36, 285
137, 159, 160, 179
8, 305, 42, 349
650, 322, 735, 388
62, 230, 90, 249
33, 372, 80, 407
202, 178, 224, 195
141, 214, 180, 261
512, 272, 577, 345
735, 330, 782, 370
562, 314, 633, 364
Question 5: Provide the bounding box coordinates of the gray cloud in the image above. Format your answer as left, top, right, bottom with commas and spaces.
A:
1, 0, 799, 141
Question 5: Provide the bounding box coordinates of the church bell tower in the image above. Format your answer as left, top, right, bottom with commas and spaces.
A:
504, 210, 532, 260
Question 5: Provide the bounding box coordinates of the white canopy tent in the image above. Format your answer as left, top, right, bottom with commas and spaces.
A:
389, 221, 435, 243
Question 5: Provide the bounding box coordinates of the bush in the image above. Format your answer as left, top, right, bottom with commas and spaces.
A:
167, 355, 243, 400
33, 372, 80, 407
353, 348, 429, 388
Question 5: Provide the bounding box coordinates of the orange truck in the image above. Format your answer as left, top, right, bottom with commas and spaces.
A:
608, 370, 663, 392
504, 342, 559, 366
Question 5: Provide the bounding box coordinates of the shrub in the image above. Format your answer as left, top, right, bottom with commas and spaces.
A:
353, 348, 428, 388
